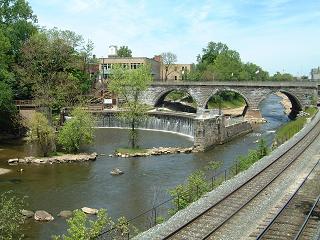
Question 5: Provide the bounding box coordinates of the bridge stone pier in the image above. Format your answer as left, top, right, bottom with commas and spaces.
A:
141, 81, 318, 121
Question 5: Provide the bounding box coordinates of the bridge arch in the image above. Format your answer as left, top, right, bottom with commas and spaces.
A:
153, 88, 197, 113
258, 90, 303, 119
203, 88, 251, 116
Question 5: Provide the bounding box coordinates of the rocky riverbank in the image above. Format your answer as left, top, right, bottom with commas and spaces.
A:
7, 153, 97, 165
115, 146, 199, 158
276, 92, 291, 115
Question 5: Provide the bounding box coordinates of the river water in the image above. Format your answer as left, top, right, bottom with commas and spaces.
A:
0, 95, 288, 239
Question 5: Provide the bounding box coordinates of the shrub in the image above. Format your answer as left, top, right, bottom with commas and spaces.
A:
58, 107, 94, 153
0, 191, 25, 240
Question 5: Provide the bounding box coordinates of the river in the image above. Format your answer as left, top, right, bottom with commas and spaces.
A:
0, 94, 289, 239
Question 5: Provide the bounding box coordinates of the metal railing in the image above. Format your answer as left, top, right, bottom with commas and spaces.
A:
14, 99, 36, 106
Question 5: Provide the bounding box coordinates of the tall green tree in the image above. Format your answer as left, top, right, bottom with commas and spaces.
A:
117, 45, 132, 57
109, 64, 153, 148
0, 0, 37, 97
58, 107, 94, 153
197, 41, 229, 66
212, 50, 242, 81
17, 29, 93, 113
161, 52, 177, 81
239, 63, 269, 81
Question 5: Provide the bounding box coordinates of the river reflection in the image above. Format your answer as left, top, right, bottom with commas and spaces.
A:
0, 94, 288, 239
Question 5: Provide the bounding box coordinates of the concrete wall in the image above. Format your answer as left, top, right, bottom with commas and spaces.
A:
222, 121, 252, 143
193, 116, 252, 150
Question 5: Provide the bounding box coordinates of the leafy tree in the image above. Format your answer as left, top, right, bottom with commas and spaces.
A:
52, 209, 111, 240
0, 0, 37, 97
58, 107, 94, 153
197, 41, 229, 66
27, 112, 56, 157
117, 45, 132, 57
17, 29, 93, 113
239, 63, 269, 81
212, 50, 242, 81
0, 82, 18, 134
271, 72, 294, 81
0, 191, 25, 240
109, 64, 153, 149
160, 52, 177, 81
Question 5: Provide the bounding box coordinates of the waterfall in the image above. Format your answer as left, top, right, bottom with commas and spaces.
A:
96, 113, 194, 138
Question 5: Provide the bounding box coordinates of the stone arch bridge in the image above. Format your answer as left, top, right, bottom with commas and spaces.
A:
141, 81, 318, 120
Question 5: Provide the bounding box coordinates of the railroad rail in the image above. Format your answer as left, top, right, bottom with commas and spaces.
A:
256, 160, 320, 240
162, 113, 320, 240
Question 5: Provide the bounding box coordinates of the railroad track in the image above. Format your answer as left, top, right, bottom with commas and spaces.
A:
255, 160, 320, 240
162, 115, 320, 240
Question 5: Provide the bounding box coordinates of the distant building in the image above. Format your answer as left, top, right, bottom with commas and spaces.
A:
162, 63, 193, 81
311, 67, 320, 80
99, 46, 161, 81
98, 47, 193, 82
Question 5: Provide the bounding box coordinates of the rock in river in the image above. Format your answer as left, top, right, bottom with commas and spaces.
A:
81, 207, 98, 215
21, 209, 34, 218
34, 210, 54, 221
110, 168, 124, 176
58, 210, 73, 218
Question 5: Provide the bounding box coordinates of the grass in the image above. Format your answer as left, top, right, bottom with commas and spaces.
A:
207, 97, 246, 109
275, 106, 318, 145
116, 147, 148, 154
47, 151, 65, 157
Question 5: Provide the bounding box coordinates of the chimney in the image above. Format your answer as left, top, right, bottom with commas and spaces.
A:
153, 55, 161, 62
108, 45, 118, 58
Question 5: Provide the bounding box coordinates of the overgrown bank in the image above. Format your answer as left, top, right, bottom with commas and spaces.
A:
274, 107, 318, 146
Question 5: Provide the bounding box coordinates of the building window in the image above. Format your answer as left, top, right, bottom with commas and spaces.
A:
174, 66, 177, 71
182, 66, 185, 71
174, 76, 177, 80
131, 63, 141, 69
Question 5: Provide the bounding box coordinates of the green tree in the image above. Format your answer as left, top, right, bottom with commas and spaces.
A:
117, 45, 132, 57
58, 107, 94, 153
109, 64, 153, 149
197, 41, 229, 66
52, 209, 111, 240
0, 82, 18, 134
27, 112, 56, 157
239, 63, 269, 81
212, 50, 242, 81
271, 72, 294, 81
17, 28, 94, 114
160, 52, 177, 81
0, 0, 37, 97
0, 191, 25, 240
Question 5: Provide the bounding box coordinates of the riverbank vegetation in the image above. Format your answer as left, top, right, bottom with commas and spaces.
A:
0, 191, 25, 240
168, 139, 269, 215
274, 107, 318, 146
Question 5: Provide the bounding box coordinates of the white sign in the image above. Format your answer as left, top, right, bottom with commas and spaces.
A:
104, 99, 113, 104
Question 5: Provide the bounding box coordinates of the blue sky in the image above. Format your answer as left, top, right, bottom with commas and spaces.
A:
28, 0, 320, 76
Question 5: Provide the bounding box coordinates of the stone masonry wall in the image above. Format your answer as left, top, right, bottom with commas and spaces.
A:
221, 121, 253, 143
193, 116, 252, 150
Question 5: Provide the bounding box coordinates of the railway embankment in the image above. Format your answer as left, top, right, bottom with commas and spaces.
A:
135, 109, 320, 240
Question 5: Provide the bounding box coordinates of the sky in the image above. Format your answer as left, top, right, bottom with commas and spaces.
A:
28, 0, 320, 76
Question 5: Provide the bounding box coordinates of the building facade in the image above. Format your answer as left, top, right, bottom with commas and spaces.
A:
161, 63, 193, 81
311, 67, 320, 80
